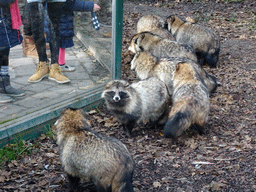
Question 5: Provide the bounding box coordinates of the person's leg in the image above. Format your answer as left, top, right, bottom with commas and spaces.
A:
0, 49, 25, 99
58, 48, 65, 65
28, 2, 50, 82
29, 2, 47, 62
47, 2, 64, 64
22, 1, 32, 36
0, 49, 9, 76
0, 49, 12, 103
44, 3, 50, 47
58, 48, 75, 72
22, 3, 38, 58
47, 2, 70, 83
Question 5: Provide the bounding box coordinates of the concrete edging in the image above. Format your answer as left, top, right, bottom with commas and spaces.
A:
0, 86, 105, 148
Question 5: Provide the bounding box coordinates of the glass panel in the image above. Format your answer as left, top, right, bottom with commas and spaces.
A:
74, 0, 112, 86
0, 0, 119, 147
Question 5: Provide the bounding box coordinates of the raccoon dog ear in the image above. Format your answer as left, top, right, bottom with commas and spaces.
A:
175, 62, 183, 72
166, 15, 175, 24
136, 33, 145, 44
140, 33, 145, 40
124, 81, 130, 87
171, 16, 176, 24
175, 62, 186, 73
176, 64, 180, 73
61, 107, 72, 115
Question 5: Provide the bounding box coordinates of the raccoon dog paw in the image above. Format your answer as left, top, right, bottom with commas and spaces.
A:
67, 174, 80, 192
124, 128, 132, 138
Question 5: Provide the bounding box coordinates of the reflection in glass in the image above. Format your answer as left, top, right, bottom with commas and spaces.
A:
0, 0, 117, 147
74, 0, 112, 87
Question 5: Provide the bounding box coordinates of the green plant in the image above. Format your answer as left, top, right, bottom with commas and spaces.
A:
45, 127, 56, 141
0, 117, 19, 125
0, 140, 34, 166
248, 23, 256, 31
248, 16, 256, 31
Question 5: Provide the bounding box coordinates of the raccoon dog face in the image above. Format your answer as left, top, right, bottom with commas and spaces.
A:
54, 108, 91, 130
102, 80, 130, 106
166, 15, 177, 31
128, 34, 140, 53
129, 32, 157, 54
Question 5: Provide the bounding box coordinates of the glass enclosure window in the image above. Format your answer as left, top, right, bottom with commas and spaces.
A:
74, 0, 112, 87
0, 0, 123, 148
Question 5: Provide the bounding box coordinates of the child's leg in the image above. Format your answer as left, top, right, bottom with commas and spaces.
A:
58, 48, 76, 72
0, 49, 12, 103
46, 2, 71, 83
0, 49, 9, 72
22, 9, 38, 60
0, 49, 25, 97
47, 2, 65, 64
59, 48, 66, 65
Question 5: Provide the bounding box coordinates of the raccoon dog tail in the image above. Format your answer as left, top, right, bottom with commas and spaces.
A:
206, 48, 220, 68
163, 109, 192, 138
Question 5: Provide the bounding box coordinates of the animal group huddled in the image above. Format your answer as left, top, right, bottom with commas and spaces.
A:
103, 14, 220, 139
54, 14, 220, 192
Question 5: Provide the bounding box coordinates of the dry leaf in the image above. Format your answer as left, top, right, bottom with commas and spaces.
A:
208, 181, 226, 191
0, 176, 5, 182
153, 181, 161, 188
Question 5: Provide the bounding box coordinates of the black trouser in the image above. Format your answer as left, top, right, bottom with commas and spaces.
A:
22, 2, 32, 36
0, 49, 10, 68
27, 2, 65, 64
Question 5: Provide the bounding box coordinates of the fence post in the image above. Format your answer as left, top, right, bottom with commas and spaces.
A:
112, 0, 123, 80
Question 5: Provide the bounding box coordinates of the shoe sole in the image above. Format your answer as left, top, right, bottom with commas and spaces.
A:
60, 69, 76, 72
6, 93, 25, 97
0, 98, 12, 103
28, 74, 48, 83
48, 77, 70, 84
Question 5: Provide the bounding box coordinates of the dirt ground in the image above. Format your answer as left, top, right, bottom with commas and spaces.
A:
1, 0, 256, 191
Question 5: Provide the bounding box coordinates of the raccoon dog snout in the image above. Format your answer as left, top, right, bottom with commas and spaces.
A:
113, 95, 121, 102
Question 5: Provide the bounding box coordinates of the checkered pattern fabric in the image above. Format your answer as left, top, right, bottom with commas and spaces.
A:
91, 12, 100, 30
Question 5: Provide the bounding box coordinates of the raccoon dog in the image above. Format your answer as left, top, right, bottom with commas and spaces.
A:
136, 14, 175, 40
165, 15, 220, 67
131, 51, 217, 94
128, 32, 197, 62
137, 14, 165, 33
55, 108, 135, 192
148, 28, 175, 40
102, 78, 170, 137
163, 62, 210, 138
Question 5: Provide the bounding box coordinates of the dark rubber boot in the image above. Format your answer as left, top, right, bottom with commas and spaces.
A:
0, 93, 12, 103
0, 75, 25, 97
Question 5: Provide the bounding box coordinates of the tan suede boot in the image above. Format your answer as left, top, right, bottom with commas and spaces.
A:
28, 61, 49, 82
48, 64, 70, 84
22, 35, 51, 58
22, 35, 38, 58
